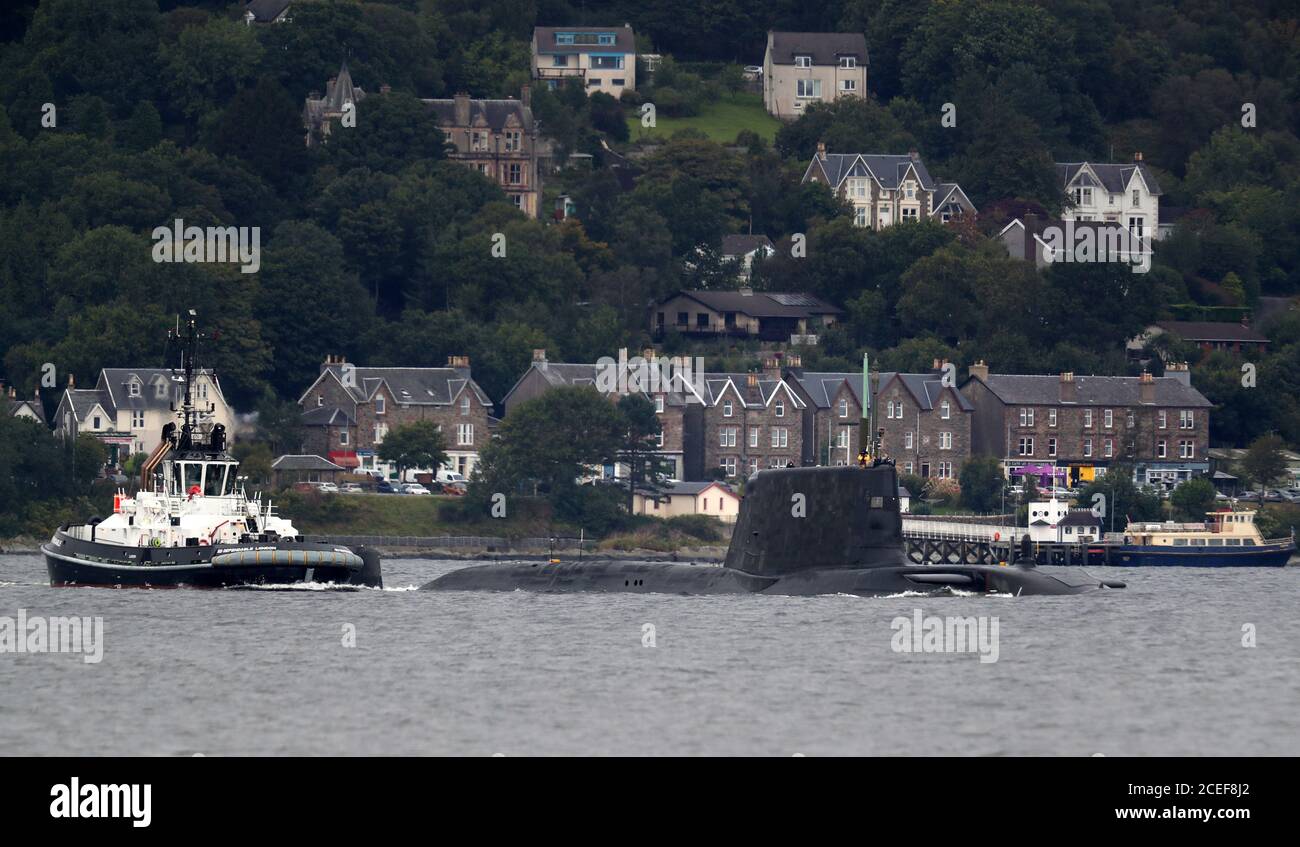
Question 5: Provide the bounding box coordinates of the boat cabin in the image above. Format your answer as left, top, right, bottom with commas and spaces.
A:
162, 457, 240, 498
1124, 510, 1264, 548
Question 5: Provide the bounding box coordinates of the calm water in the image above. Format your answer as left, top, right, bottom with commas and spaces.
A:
1, 553, 1297, 756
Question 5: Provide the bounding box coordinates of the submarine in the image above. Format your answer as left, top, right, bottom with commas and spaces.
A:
422, 463, 1124, 596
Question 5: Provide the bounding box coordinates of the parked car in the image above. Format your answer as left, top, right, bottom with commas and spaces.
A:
339, 482, 364, 494
400, 483, 431, 495
442, 481, 467, 497
317, 482, 339, 494
375, 480, 401, 494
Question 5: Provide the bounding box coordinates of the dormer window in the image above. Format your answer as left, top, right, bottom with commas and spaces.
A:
128, 380, 141, 397
723, 400, 733, 417
940, 400, 950, 419
775, 398, 785, 417
838, 398, 849, 418
839, 56, 856, 69
794, 55, 812, 68
461, 395, 471, 415
375, 396, 386, 415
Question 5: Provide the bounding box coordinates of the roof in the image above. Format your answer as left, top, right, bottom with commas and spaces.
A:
1060, 511, 1102, 527
663, 290, 842, 319
533, 25, 636, 55
809, 153, 935, 192
509, 360, 703, 408
308, 364, 493, 408
767, 31, 867, 66
720, 234, 774, 258
793, 372, 862, 409
699, 374, 805, 410
245, 0, 291, 23
790, 370, 972, 412
422, 97, 533, 132
998, 215, 1133, 261
881, 372, 975, 412
1058, 161, 1163, 196
6, 397, 46, 425
1155, 321, 1269, 344
300, 406, 355, 427
662, 481, 736, 497
98, 368, 221, 414
970, 374, 1213, 408
272, 454, 345, 471
304, 63, 366, 127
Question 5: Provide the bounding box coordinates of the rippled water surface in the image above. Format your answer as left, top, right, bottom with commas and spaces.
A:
1, 554, 1297, 755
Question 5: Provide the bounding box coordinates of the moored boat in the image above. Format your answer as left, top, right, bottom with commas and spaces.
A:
1112, 509, 1294, 567
41, 312, 382, 589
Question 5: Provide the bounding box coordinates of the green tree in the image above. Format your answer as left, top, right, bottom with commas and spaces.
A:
1170, 477, 1217, 520
959, 455, 1004, 513
377, 421, 448, 480
616, 394, 664, 512
1241, 433, 1288, 501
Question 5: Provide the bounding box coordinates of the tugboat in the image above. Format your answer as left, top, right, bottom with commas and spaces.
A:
1113, 509, 1295, 567
41, 312, 382, 588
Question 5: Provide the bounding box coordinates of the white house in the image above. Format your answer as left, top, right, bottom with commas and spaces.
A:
1026, 498, 1103, 543
762, 31, 868, 119
531, 25, 637, 99
720, 234, 775, 281
4, 384, 46, 425
53, 368, 234, 468
633, 480, 741, 523
1057, 154, 1163, 241
802, 144, 975, 229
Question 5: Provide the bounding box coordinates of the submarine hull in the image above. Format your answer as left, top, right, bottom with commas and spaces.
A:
422, 465, 1121, 596
422, 560, 1109, 596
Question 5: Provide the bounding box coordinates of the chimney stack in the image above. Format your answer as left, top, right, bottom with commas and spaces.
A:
746, 372, 759, 388
67, 373, 74, 389
454, 91, 471, 126
762, 355, 782, 378
908, 148, 919, 161
1165, 361, 1191, 386
520, 84, 531, 109
447, 355, 470, 368
968, 360, 989, 382
1134, 151, 1143, 162
532, 348, 546, 363
1139, 370, 1155, 404
816, 141, 826, 161
1059, 371, 1077, 403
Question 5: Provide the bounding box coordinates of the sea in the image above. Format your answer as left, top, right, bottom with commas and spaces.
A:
1, 553, 1296, 756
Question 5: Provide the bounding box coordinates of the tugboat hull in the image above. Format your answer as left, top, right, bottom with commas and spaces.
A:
42, 531, 382, 588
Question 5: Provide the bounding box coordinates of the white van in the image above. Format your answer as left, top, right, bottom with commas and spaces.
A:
436, 469, 468, 485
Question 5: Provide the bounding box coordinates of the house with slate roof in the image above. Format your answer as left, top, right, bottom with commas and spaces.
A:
1136, 320, 1271, 358
720, 234, 775, 282
531, 25, 637, 98
303, 61, 365, 147
963, 361, 1213, 489
1057, 153, 1163, 241
4, 383, 46, 426
762, 31, 868, 119
652, 288, 842, 342
53, 368, 233, 469
698, 361, 808, 479
243, 0, 292, 25
802, 144, 975, 229
632, 480, 741, 523
501, 349, 702, 480
297, 355, 495, 479
271, 454, 346, 488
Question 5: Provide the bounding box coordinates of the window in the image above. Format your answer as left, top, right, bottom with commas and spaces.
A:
1048, 408, 1057, 427
749, 426, 759, 448
506, 163, 523, 185
901, 208, 919, 221
796, 79, 821, 98
461, 395, 472, 416
854, 206, 868, 227
1126, 411, 1135, 429
721, 457, 737, 477
1018, 437, 1034, 456
1132, 189, 1140, 205
339, 430, 349, 446
847, 178, 868, 199
1180, 440, 1195, 459
375, 396, 386, 415
1180, 410, 1194, 429
552, 55, 569, 67
719, 427, 737, 448
723, 400, 733, 417
774, 399, 785, 417
1019, 408, 1034, 427
841, 79, 856, 93
794, 55, 812, 68
131, 410, 145, 429
940, 400, 950, 419
92, 416, 101, 429
1084, 437, 1092, 457
936, 461, 952, 479
655, 395, 664, 414
1072, 187, 1093, 206
1157, 439, 1167, 458
503, 131, 522, 152
677, 311, 688, 326
655, 432, 664, 448
839, 56, 856, 69
128, 380, 140, 397
591, 55, 624, 70
458, 424, 473, 446
836, 428, 849, 448
612, 78, 625, 86
1129, 216, 1144, 238
838, 398, 849, 418
939, 432, 952, 450
1105, 439, 1113, 458
1048, 437, 1057, 457
770, 427, 789, 448
374, 422, 387, 444
904, 432, 914, 450
748, 458, 759, 476
1158, 410, 1167, 429
1084, 409, 1093, 428
197, 382, 208, 400
471, 131, 488, 151
1109, 193, 1117, 206
903, 462, 914, 475
1104, 409, 1113, 428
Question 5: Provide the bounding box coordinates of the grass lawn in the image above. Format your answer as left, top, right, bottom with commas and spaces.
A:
626, 92, 780, 144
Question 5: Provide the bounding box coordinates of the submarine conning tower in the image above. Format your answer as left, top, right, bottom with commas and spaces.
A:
723, 465, 907, 576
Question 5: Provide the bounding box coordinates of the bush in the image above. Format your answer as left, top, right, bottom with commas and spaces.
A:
664, 514, 724, 543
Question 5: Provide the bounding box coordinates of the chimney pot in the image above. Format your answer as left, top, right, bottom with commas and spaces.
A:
1134, 151, 1143, 162
747, 372, 758, 388
816, 141, 826, 160
532, 349, 547, 363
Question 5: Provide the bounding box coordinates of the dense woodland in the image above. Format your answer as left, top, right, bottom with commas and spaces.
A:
1, 0, 1299, 459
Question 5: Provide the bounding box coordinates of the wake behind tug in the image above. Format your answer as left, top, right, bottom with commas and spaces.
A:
41, 312, 382, 589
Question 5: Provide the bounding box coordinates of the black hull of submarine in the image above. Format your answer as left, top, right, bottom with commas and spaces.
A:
423, 465, 1120, 596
